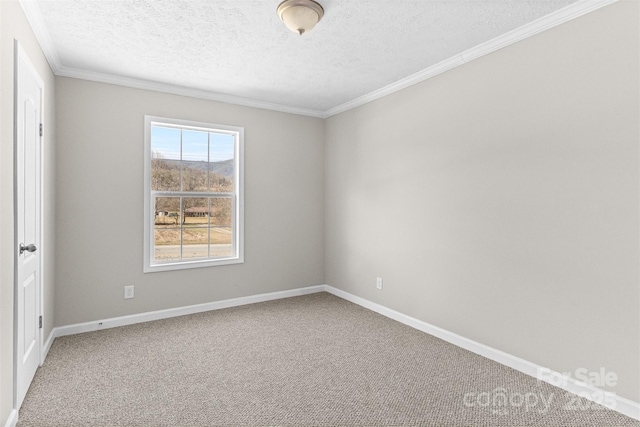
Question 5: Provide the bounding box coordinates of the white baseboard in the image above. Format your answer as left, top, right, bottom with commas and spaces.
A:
41, 283, 639, 422
52, 285, 326, 339
42, 328, 55, 361
3, 409, 17, 427
323, 285, 640, 421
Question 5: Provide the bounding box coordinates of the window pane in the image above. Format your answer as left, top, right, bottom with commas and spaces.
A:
209, 133, 234, 192
154, 197, 181, 262
155, 197, 180, 226
182, 130, 209, 192
153, 229, 181, 262
182, 228, 209, 259
182, 197, 209, 259
151, 126, 181, 191
145, 116, 243, 272
182, 197, 209, 227
210, 197, 233, 257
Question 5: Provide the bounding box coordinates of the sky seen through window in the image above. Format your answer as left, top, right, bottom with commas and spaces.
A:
151, 126, 234, 163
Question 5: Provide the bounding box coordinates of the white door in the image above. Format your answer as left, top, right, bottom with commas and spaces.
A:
15, 41, 43, 409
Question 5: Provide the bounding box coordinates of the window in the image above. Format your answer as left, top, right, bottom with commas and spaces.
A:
144, 116, 244, 272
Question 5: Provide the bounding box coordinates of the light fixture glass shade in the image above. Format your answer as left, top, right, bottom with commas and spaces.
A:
277, 0, 324, 35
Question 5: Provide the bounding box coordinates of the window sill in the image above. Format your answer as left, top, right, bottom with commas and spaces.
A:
144, 256, 244, 273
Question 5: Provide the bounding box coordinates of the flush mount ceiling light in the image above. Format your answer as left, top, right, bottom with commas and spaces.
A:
277, 0, 324, 35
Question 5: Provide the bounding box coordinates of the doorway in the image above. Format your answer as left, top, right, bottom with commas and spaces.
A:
14, 40, 44, 410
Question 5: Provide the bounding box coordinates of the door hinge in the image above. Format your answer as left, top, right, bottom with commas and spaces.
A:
39, 123, 43, 137
39, 315, 43, 329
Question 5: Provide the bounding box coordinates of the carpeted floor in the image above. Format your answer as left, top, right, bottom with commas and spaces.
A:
17, 292, 640, 426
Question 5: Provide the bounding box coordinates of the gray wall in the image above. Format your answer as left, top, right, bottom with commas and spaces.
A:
2, 0, 638, 422
325, 0, 639, 402
54, 77, 325, 326
0, 0, 56, 421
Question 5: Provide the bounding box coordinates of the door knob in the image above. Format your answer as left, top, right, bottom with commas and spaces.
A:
19, 243, 37, 255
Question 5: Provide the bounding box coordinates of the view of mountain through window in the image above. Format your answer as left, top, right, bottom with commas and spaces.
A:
146, 120, 242, 269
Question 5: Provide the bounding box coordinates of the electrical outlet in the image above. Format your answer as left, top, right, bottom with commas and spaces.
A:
124, 285, 135, 299
376, 277, 383, 290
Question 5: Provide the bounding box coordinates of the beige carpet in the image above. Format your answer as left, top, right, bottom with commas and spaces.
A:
17, 292, 639, 426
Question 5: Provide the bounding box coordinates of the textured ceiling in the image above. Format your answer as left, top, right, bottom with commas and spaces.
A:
30, 0, 582, 115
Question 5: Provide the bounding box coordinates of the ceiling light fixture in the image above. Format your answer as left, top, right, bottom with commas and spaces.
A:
277, 0, 324, 36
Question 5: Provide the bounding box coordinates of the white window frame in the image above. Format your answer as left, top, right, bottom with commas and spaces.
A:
143, 116, 244, 273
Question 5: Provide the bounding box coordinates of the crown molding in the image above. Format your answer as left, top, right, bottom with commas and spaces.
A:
20, 0, 619, 120
17, 0, 324, 118
321, 54, 465, 118
322, 0, 619, 118
18, 0, 62, 73
458, 0, 620, 64
55, 65, 325, 118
